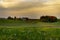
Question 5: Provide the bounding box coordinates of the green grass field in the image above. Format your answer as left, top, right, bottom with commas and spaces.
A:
0, 19, 60, 27
0, 19, 60, 40
0, 27, 60, 40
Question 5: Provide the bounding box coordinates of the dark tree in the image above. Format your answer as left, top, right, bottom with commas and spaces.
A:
40, 16, 57, 22
40, 16, 46, 22
14, 16, 16, 20
49, 16, 57, 22
7, 16, 13, 20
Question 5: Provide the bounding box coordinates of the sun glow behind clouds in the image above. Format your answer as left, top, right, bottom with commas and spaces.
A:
0, 0, 56, 8
0, 0, 60, 18
0, 0, 60, 7
0, 0, 21, 8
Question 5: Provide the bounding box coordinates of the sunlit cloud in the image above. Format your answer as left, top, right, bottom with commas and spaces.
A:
0, 0, 60, 18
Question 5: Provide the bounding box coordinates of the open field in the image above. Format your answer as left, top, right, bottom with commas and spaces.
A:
0, 19, 60, 40
0, 19, 60, 27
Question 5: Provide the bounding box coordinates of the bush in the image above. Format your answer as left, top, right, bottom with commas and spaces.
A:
40, 16, 57, 22
7, 16, 13, 20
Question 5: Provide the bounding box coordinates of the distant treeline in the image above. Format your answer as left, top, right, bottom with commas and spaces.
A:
0, 16, 58, 22
0, 16, 29, 20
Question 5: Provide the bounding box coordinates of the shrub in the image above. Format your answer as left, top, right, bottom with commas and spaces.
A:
40, 16, 57, 22
7, 16, 13, 20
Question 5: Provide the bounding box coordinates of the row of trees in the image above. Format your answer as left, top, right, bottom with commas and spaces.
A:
7, 16, 58, 22
0, 16, 58, 22
7, 16, 29, 20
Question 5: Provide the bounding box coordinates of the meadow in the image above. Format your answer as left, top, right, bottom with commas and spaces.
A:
0, 19, 60, 27
0, 19, 60, 40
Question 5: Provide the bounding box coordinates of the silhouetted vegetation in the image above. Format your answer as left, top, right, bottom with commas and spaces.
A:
7, 16, 13, 20
40, 16, 57, 22
14, 16, 17, 20
0, 16, 58, 23
7, 16, 29, 20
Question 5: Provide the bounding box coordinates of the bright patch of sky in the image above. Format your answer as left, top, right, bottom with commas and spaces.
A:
0, 0, 60, 18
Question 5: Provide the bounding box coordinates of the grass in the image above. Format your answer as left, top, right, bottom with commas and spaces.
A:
0, 19, 60, 40
0, 27, 60, 40
0, 19, 60, 27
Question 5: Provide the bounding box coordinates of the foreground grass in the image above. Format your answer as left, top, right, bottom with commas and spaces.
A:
0, 19, 60, 40
0, 27, 60, 40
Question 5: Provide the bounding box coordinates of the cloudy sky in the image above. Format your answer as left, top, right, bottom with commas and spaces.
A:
0, 0, 60, 19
